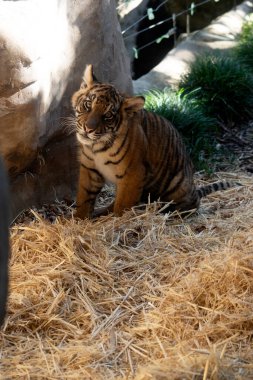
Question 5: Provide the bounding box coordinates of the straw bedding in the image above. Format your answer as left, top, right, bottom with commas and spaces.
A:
1, 172, 253, 379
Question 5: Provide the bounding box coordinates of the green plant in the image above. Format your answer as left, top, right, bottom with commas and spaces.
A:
179, 54, 253, 124
238, 15, 253, 43
234, 38, 253, 72
144, 88, 219, 170
234, 16, 253, 72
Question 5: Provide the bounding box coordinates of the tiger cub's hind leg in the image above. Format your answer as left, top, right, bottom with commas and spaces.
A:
173, 189, 200, 213
161, 176, 200, 213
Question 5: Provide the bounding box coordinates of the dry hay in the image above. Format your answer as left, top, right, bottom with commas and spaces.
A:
1, 172, 253, 379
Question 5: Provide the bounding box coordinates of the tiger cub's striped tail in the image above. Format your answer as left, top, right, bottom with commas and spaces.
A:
197, 180, 242, 199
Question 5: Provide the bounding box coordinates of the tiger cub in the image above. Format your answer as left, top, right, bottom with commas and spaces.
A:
72, 64, 239, 218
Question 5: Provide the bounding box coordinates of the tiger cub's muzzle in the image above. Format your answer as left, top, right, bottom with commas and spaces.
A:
84, 113, 103, 134
85, 113, 102, 134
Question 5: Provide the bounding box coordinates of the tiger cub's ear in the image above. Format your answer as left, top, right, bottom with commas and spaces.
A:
122, 96, 145, 115
81, 64, 99, 88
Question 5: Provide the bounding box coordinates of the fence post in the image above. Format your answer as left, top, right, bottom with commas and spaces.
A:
186, 13, 190, 35
172, 13, 177, 46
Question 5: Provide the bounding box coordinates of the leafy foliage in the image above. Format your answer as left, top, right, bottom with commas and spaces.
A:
179, 54, 253, 124
234, 39, 253, 72
238, 15, 253, 43
234, 16, 253, 73
144, 88, 220, 170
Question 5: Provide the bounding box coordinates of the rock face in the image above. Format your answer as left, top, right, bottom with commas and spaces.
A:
0, 0, 132, 219
0, 157, 9, 326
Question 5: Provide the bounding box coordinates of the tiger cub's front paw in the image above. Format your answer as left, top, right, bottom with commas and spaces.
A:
75, 208, 92, 220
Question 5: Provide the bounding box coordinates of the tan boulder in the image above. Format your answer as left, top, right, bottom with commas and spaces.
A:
0, 0, 132, 219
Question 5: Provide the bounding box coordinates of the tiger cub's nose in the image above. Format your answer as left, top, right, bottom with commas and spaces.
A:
85, 126, 95, 134
85, 115, 100, 133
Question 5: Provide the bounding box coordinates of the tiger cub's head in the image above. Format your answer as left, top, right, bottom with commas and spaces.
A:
71, 64, 145, 143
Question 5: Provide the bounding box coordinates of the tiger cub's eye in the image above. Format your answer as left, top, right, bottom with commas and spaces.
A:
104, 111, 114, 121
83, 99, 92, 112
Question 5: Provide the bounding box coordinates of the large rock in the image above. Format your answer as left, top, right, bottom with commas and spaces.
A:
0, 157, 9, 325
0, 0, 132, 219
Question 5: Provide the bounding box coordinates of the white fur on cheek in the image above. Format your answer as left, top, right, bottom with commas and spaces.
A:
77, 133, 92, 146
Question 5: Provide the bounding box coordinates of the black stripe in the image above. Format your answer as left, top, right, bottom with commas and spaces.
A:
115, 173, 125, 179
93, 138, 115, 154
153, 113, 163, 138
75, 93, 85, 108
197, 188, 205, 198
104, 141, 130, 165
144, 113, 177, 196
81, 163, 103, 178
158, 127, 185, 194
82, 186, 100, 196
160, 153, 184, 196
115, 166, 128, 179
110, 130, 129, 157
161, 172, 185, 198
91, 85, 108, 92
141, 110, 148, 135
114, 112, 123, 132
147, 112, 157, 134
145, 118, 164, 183
81, 148, 93, 161
146, 127, 170, 190
87, 172, 104, 185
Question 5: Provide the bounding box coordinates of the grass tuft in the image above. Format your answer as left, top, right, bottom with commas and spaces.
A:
144, 88, 220, 171
179, 54, 253, 124
238, 15, 253, 43
234, 39, 253, 71
234, 16, 253, 74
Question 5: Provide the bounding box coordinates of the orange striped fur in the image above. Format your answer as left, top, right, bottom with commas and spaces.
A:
71, 64, 239, 218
